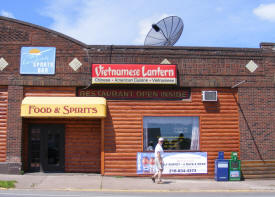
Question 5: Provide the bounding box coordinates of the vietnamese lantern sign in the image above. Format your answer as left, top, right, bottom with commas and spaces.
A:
92, 64, 177, 85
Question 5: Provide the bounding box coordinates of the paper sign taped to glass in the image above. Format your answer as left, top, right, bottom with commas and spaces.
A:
137, 152, 207, 174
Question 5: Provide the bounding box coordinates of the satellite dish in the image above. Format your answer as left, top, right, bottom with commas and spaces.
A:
144, 16, 183, 46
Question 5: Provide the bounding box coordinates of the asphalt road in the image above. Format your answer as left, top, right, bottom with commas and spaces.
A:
1, 190, 275, 197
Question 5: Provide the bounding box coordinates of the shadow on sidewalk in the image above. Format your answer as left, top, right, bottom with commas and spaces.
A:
156, 181, 172, 184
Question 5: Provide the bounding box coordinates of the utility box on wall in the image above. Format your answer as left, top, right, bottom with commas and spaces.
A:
202, 91, 218, 102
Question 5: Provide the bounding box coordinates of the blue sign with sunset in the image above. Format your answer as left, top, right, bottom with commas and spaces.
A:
20, 47, 56, 75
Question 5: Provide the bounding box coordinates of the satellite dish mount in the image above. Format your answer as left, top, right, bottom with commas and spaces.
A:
144, 16, 184, 46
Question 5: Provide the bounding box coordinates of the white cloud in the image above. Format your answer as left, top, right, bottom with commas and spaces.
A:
42, 0, 176, 45
134, 14, 171, 45
0, 10, 15, 18
42, 0, 144, 45
253, 3, 275, 22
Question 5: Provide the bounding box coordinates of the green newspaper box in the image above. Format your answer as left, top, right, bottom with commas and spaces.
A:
229, 152, 241, 181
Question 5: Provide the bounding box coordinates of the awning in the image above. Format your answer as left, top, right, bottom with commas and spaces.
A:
21, 97, 106, 118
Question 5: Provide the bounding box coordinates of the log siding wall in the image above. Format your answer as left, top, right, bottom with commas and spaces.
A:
0, 88, 8, 162
103, 88, 239, 177
65, 119, 101, 173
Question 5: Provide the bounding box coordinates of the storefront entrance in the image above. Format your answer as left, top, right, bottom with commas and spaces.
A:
28, 124, 65, 172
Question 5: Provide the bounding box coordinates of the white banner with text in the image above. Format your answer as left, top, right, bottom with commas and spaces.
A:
137, 152, 207, 174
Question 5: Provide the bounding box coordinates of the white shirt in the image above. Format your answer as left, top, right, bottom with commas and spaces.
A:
154, 143, 164, 158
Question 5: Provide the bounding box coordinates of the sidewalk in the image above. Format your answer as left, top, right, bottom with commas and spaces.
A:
1, 173, 275, 192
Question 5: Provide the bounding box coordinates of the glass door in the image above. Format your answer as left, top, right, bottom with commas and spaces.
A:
29, 124, 65, 172
29, 126, 41, 172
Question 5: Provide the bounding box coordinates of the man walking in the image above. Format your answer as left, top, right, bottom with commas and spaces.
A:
152, 137, 164, 184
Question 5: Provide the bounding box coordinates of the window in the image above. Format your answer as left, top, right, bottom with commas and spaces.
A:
143, 116, 200, 151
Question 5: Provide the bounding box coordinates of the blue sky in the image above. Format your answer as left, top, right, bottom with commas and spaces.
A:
1, 0, 275, 48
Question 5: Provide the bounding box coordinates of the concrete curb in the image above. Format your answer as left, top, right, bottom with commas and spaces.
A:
1, 188, 275, 193
1, 174, 275, 193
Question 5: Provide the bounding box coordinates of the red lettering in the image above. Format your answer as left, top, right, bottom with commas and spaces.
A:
28, 105, 52, 114
63, 106, 69, 114
62, 106, 98, 115
92, 107, 97, 113
28, 105, 34, 114
34, 107, 40, 113
40, 107, 46, 113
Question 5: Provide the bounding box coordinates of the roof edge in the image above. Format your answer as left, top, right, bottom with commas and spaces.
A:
260, 42, 275, 50
87, 44, 262, 52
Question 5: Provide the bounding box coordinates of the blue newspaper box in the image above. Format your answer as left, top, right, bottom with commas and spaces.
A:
215, 159, 229, 181
218, 151, 224, 159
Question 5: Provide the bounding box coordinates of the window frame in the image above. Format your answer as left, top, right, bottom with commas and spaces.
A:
142, 116, 201, 152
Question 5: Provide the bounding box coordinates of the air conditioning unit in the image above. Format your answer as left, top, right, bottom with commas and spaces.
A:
202, 91, 217, 102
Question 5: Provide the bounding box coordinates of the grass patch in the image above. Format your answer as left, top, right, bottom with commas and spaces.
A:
0, 180, 17, 189
114, 176, 124, 178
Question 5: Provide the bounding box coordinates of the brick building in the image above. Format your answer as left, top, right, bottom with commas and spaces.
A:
0, 16, 274, 178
